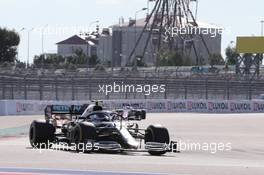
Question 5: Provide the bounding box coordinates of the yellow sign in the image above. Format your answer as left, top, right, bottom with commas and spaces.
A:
236, 37, 264, 53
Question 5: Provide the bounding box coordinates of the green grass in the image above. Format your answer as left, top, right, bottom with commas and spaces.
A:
0, 125, 29, 137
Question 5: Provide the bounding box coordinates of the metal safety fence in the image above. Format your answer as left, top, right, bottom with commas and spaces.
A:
1, 72, 264, 101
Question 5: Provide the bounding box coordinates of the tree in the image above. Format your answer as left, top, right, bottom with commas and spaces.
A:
168, 52, 184, 66
0, 28, 20, 63
209, 54, 225, 67
158, 51, 186, 67
225, 46, 239, 65
67, 49, 87, 65
32, 50, 100, 69
182, 56, 192, 66
33, 54, 65, 69
136, 58, 146, 67
133, 56, 146, 67
89, 55, 100, 66
15, 59, 26, 69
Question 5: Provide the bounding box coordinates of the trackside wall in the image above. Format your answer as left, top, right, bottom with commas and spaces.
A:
0, 101, 6, 115
1, 100, 264, 116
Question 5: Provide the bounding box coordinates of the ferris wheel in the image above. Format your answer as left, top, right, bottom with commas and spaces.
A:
127, 0, 211, 68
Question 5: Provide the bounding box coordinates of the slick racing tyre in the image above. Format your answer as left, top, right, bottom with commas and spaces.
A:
145, 125, 170, 156
29, 120, 55, 148
73, 122, 97, 153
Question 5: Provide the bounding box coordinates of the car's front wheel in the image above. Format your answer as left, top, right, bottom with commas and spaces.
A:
145, 125, 170, 156
72, 122, 97, 153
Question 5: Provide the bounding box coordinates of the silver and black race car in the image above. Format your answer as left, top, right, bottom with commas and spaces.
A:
29, 101, 177, 156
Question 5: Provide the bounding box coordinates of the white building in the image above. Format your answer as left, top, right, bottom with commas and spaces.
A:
56, 35, 88, 57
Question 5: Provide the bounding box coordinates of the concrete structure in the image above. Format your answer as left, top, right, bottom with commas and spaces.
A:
111, 18, 154, 67
97, 29, 112, 65
57, 35, 88, 57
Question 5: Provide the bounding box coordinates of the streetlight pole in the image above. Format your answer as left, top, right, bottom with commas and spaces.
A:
134, 8, 148, 70
27, 28, 34, 69
195, 0, 198, 20
41, 24, 48, 55
147, 0, 150, 15
261, 20, 264, 65
17, 28, 25, 62
261, 20, 264, 36
86, 20, 99, 70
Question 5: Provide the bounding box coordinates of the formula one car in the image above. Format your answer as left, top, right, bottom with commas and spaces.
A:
29, 101, 177, 155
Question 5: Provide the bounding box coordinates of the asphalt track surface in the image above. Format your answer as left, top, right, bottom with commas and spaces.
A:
0, 113, 264, 175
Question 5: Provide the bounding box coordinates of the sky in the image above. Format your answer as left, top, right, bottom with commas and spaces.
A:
0, 0, 263, 63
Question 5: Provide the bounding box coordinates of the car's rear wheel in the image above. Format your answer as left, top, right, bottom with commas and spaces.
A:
29, 120, 55, 148
145, 125, 170, 156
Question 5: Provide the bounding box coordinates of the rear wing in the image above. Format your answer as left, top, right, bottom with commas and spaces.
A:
45, 104, 89, 120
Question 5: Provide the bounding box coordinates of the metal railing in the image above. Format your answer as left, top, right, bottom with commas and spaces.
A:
1, 70, 263, 101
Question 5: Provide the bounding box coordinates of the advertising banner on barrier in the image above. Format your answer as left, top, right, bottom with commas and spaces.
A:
147, 100, 167, 113
230, 101, 252, 113
167, 100, 186, 112
2, 99, 264, 116
208, 101, 229, 113
252, 101, 264, 112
